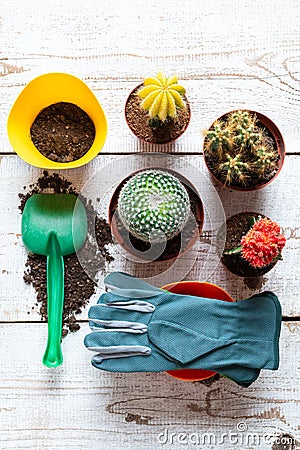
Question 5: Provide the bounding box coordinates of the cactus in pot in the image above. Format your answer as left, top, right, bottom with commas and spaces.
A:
203, 110, 284, 190
137, 73, 187, 128
222, 214, 286, 277
125, 72, 191, 144
118, 169, 191, 243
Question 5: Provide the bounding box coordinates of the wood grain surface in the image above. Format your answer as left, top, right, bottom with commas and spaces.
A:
0, 0, 299, 449
0, 323, 299, 450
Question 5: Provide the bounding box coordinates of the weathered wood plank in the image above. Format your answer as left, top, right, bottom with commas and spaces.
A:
0, 0, 300, 153
0, 1, 299, 448
0, 322, 299, 450
0, 154, 299, 320
1, 73, 299, 155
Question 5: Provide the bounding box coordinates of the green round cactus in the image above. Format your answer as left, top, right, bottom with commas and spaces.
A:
118, 170, 191, 243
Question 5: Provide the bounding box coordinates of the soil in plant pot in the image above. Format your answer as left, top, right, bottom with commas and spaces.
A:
30, 102, 95, 163
221, 212, 276, 277
19, 171, 114, 336
125, 85, 191, 144
204, 112, 281, 189
110, 177, 203, 262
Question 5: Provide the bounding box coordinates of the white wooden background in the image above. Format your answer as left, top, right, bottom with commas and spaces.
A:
0, 1, 299, 449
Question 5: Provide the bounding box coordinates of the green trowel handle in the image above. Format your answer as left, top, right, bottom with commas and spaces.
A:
42, 233, 64, 368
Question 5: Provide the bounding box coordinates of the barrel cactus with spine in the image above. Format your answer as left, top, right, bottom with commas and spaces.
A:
138, 72, 186, 128
118, 170, 191, 243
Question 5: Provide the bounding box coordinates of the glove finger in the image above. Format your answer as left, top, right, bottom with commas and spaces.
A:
98, 292, 155, 312
91, 351, 179, 373
89, 304, 150, 325
91, 346, 151, 363
89, 319, 147, 334
84, 330, 148, 349
104, 272, 162, 299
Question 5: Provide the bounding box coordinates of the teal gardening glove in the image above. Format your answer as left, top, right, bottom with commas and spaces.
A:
84, 272, 281, 387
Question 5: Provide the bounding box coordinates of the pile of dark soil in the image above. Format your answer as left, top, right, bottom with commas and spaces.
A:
125, 85, 190, 144
19, 171, 114, 336
30, 102, 95, 163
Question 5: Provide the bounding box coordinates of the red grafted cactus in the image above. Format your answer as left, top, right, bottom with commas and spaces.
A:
241, 218, 286, 268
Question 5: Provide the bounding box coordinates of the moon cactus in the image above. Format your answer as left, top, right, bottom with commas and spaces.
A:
224, 217, 286, 268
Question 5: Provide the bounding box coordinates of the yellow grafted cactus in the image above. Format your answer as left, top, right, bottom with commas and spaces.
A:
138, 72, 186, 124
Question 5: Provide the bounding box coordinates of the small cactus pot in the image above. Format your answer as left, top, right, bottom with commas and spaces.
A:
203, 110, 285, 191
163, 280, 234, 382
221, 212, 278, 277
109, 169, 204, 262
125, 84, 191, 145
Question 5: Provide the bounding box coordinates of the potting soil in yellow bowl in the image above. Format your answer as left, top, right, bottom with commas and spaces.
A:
7, 72, 107, 169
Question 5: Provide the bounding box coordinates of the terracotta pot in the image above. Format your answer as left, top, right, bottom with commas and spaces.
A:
221, 211, 278, 277
125, 84, 191, 145
108, 169, 204, 262
203, 110, 285, 191
162, 281, 234, 381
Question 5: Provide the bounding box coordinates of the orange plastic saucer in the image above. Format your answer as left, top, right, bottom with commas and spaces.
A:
162, 281, 234, 381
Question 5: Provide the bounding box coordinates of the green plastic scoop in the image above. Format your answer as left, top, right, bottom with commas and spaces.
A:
22, 194, 87, 368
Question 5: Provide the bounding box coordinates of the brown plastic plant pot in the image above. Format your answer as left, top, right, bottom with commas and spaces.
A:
108, 169, 204, 262
162, 280, 234, 382
125, 84, 191, 145
203, 110, 285, 191
221, 211, 278, 278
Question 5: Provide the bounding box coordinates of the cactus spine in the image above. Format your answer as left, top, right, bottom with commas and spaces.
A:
217, 154, 251, 185
203, 120, 233, 158
254, 144, 278, 175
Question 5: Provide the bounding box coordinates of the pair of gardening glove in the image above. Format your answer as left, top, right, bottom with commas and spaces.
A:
84, 272, 281, 387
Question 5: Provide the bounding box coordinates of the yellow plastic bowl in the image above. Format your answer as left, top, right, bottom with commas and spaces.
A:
7, 72, 108, 169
